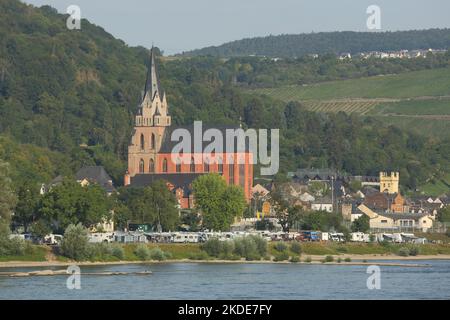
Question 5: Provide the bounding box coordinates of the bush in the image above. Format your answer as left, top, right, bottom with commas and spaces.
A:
0, 236, 30, 256
134, 244, 151, 260
304, 256, 312, 263
149, 247, 168, 261
274, 241, 287, 252
273, 251, 289, 262
324, 255, 334, 263
344, 257, 352, 262
219, 241, 236, 260
88, 242, 113, 260
290, 255, 300, 263
398, 247, 410, 257
111, 245, 124, 260
250, 236, 268, 256
409, 246, 420, 256
337, 257, 342, 263
202, 238, 222, 257
234, 237, 261, 261
290, 241, 302, 255
60, 224, 90, 261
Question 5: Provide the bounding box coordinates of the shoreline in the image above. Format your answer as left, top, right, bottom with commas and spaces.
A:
1, 254, 450, 269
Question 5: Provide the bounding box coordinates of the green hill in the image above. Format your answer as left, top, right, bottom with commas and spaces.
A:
0, 0, 448, 195
181, 29, 450, 58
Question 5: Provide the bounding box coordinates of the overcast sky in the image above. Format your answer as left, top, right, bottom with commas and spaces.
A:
22, 0, 450, 55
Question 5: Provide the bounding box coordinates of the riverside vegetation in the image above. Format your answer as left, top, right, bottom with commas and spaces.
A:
2, 223, 450, 263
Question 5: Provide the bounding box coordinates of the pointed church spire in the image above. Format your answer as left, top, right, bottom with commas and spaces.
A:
143, 46, 162, 101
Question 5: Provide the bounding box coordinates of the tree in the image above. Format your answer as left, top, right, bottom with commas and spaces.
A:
60, 223, 90, 261
144, 180, 179, 231
193, 174, 246, 231
38, 179, 111, 233
114, 181, 179, 231
14, 182, 40, 232
437, 206, 450, 223
0, 160, 17, 235
351, 214, 370, 232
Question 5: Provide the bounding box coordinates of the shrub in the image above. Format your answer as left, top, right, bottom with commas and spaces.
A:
304, 256, 312, 263
344, 257, 351, 262
111, 245, 124, 260
149, 247, 167, 261
290, 255, 300, 263
134, 244, 151, 261
337, 257, 342, 263
60, 224, 90, 261
234, 237, 260, 261
0, 236, 29, 256
202, 238, 222, 257
409, 246, 420, 256
219, 241, 236, 260
290, 241, 302, 255
324, 255, 334, 263
250, 235, 268, 256
274, 251, 289, 262
274, 241, 287, 252
398, 247, 410, 257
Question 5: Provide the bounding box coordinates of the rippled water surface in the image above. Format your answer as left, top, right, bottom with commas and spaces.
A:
1, 260, 449, 299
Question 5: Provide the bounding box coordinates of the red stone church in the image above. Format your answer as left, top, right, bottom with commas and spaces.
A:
124, 48, 253, 209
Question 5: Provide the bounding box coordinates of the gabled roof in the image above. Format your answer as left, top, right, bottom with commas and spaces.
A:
75, 166, 115, 193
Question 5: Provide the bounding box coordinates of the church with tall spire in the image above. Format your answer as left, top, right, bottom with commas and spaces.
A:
124, 47, 254, 209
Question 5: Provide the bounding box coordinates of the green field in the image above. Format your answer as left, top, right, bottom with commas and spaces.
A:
246, 68, 450, 138
250, 68, 450, 101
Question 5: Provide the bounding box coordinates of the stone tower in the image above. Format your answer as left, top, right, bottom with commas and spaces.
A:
125, 47, 171, 184
379, 171, 399, 194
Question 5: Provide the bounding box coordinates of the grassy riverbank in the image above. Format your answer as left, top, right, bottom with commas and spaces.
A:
2, 242, 450, 266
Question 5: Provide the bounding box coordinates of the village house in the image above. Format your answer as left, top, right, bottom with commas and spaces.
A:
357, 204, 434, 232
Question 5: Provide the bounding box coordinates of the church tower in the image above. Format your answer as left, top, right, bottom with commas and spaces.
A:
125, 47, 171, 184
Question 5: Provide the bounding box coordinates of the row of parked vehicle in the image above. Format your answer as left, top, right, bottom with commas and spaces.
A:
9, 230, 428, 245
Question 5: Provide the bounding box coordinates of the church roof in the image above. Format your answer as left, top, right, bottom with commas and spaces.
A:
158, 124, 252, 154
129, 173, 203, 195
143, 47, 163, 102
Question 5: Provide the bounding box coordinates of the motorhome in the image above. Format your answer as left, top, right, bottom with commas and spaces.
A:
43, 234, 64, 245
172, 233, 200, 243
88, 233, 114, 243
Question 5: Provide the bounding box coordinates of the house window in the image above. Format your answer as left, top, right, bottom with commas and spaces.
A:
190, 157, 195, 173
140, 134, 145, 150
163, 158, 168, 173
381, 220, 387, 223
139, 159, 145, 173
151, 134, 155, 149
149, 159, 155, 173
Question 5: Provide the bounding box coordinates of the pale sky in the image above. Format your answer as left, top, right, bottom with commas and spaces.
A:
22, 0, 450, 55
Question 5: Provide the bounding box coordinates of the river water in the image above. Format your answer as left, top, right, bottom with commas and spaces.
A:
1, 260, 449, 299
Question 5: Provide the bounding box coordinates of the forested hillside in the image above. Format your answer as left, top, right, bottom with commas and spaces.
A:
0, 0, 449, 195
181, 29, 450, 58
